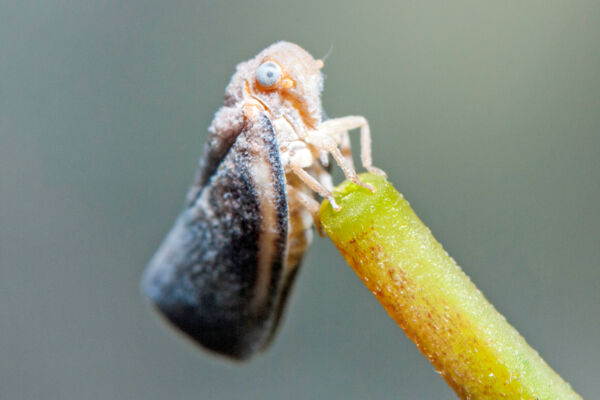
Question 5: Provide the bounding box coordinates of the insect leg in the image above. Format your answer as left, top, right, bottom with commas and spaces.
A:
311, 161, 334, 192
286, 185, 324, 236
291, 164, 341, 211
318, 116, 386, 177
305, 133, 375, 193
340, 131, 355, 170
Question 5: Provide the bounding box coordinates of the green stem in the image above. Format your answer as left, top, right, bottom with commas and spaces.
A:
319, 173, 581, 400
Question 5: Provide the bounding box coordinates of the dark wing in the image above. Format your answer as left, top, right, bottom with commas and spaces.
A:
142, 112, 290, 360
186, 106, 245, 205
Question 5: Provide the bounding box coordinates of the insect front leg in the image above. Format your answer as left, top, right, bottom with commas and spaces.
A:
304, 132, 376, 193
318, 116, 386, 177
317, 131, 354, 170
339, 131, 355, 170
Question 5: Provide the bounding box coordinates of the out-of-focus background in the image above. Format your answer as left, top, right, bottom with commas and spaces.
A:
1, 1, 598, 398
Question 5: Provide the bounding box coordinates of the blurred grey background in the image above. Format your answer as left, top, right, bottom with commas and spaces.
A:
1, 1, 598, 399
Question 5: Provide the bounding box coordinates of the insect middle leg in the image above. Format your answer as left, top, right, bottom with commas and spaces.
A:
286, 185, 324, 236
318, 116, 386, 177
291, 164, 341, 212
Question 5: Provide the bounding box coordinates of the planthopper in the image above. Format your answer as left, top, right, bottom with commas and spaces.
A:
141, 41, 384, 360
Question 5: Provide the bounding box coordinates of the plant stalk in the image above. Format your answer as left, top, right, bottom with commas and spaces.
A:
319, 173, 581, 399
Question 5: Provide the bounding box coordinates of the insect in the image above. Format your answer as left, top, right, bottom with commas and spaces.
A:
142, 41, 384, 360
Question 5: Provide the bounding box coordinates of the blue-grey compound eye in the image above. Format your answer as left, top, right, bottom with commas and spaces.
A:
256, 61, 281, 87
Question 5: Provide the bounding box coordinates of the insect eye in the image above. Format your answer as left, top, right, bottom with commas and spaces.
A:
256, 61, 281, 88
